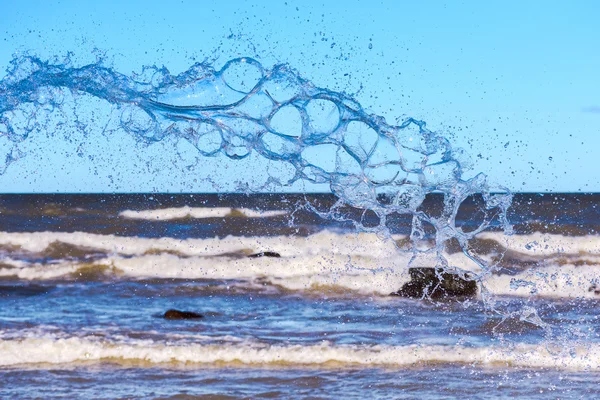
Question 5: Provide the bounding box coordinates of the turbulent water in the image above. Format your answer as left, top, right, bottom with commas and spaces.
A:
0, 193, 598, 398
0, 56, 598, 398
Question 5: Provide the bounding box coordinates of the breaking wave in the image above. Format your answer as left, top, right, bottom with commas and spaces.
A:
0, 230, 598, 299
119, 207, 287, 220
1, 335, 598, 370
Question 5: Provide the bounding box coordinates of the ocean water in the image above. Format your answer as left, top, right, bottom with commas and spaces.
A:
0, 193, 599, 399
0, 56, 599, 398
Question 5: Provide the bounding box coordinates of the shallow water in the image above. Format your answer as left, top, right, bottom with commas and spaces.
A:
3, 365, 600, 399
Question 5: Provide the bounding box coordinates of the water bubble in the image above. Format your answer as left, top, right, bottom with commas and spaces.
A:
343, 121, 378, 162
224, 135, 250, 159
220, 57, 264, 93
306, 98, 340, 134
302, 143, 338, 173
262, 132, 298, 156
269, 105, 303, 137
119, 105, 156, 139
190, 123, 223, 155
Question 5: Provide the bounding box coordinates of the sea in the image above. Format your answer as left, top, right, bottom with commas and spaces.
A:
0, 192, 599, 399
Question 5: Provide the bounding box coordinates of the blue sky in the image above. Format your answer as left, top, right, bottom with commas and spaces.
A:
0, 0, 598, 192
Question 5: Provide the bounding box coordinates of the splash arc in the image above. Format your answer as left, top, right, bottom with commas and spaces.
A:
0, 54, 513, 296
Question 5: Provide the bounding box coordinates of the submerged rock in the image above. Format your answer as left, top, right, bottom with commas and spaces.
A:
247, 251, 281, 258
163, 309, 203, 320
479, 316, 543, 335
391, 267, 477, 299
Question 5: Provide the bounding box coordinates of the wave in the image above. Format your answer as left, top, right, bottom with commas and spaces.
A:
0, 256, 409, 296
1, 230, 600, 298
477, 232, 600, 257
483, 263, 600, 298
119, 207, 287, 220
3, 254, 600, 298
1, 230, 598, 264
0, 230, 405, 259
0, 335, 598, 370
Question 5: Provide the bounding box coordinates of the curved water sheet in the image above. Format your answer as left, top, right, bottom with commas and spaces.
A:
0, 55, 534, 325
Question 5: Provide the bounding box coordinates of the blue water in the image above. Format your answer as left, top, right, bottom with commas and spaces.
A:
0, 194, 597, 398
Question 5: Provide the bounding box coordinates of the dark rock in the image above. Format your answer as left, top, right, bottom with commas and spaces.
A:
390, 267, 477, 299
163, 309, 203, 320
247, 251, 281, 258
479, 316, 543, 335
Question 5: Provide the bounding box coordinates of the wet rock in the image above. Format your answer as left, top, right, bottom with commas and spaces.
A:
391, 267, 477, 299
479, 316, 543, 335
247, 251, 281, 258
163, 309, 203, 320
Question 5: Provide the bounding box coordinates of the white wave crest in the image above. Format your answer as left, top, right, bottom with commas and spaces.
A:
119, 207, 287, 220
0, 230, 407, 259
484, 263, 600, 298
1, 230, 600, 298
0, 253, 411, 295
477, 231, 600, 257
1, 336, 598, 370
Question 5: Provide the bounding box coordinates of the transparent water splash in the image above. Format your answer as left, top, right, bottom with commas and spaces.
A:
0, 54, 515, 303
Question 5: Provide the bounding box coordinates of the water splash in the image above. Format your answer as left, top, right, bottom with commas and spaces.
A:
0, 54, 514, 300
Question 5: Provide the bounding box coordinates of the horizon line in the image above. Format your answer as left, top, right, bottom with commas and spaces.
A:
0, 191, 599, 195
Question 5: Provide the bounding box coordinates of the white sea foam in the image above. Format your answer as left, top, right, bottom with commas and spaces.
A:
484, 263, 600, 298
1, 230, 599, 298
477, 232, 600, 257
0, 230, 406, 259
2, 251, 600, 298
0, 252, 412, 295
119, 207, 287, 220
1, 336, 598, 370
0, 230, 487, 295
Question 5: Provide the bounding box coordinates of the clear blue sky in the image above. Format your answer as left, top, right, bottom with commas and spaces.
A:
0, 0, 598, 192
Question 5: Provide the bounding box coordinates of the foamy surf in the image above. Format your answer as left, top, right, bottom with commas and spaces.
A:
119, 207, 288, 220
0, 336, 598, 370
0, 253, 409, 295
1, 230, 600, 298
0, 230, 406, 259
477, 232, 600, 257
2, 253, 600, 299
